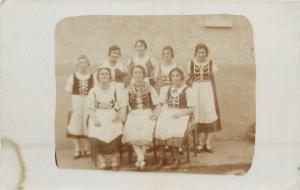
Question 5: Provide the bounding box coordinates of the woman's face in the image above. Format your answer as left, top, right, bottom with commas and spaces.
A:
135, 42, 146, 56
98, 69, 110, 83
133, 67, 145, 82
110, 49, 121, 63
162, 49, 172, 63
77, 58, 89, 73
171, 70, 182, 86
195, 48, 207, 62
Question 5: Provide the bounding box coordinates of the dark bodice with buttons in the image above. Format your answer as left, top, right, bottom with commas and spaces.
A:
72, 74, 94, 96
167, 86, 188, 109
189, 60, 212, 82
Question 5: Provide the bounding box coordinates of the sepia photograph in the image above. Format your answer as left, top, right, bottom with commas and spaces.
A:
55, 15, 256, 174
2, 1, 300, 190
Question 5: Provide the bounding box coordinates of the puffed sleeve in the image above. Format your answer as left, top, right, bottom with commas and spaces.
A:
93, 72, 98, 83
115, 83, 128, 108
87, 88, 96, 111
186, 61, 192, 77
211, 62, 218, 75
186, 87, 195, 107
150, 86, 161, 105
159, 86, 169, 104
150, 57, 159, 68
65, 74, 74, 93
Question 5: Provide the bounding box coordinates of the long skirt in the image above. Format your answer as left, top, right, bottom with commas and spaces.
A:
88, 109, 123, 154
154, 105, 190, 147
192, 81, 220, 133
67, 95, 89, 138
122, 109, 155, 146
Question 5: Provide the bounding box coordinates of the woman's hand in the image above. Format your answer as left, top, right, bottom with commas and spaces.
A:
149, 113, 158, 121
171, 113, 181, 119
111, 115, 121, 123
94, 120, 102, 127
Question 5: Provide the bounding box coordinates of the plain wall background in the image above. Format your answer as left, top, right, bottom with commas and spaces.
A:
55, 15, 254, 66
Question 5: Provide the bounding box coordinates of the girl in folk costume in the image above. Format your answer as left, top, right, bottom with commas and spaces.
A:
122, 65, 161, 170
127, 39, 158, 86
65, 55, 94, 159
187, 43, 221, 153
87, 67, 127, 170
155, 45, 185, 91
97, 45, 130, 87
154, 67, 194, 169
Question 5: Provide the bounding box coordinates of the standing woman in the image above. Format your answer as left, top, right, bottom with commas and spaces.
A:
98, 45, 129, 87
87, 67, 127, 170
155, 45, 185, 92
122, 65, 161, 170
187, 43, 221, 153
65, 55, 94, 159
154, 67, 194, 169
127, 39, 158, 86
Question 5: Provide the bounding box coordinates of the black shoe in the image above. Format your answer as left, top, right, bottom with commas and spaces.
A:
156, 158, 167, 169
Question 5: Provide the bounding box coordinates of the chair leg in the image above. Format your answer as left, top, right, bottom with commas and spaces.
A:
91, 139, 95, 161
119, 144, 123, 164
128, 146, 133, 164
193, 129, 197, 157
153, 143, 157, 163
92, 139, 98, 167
187, 144, 190, 163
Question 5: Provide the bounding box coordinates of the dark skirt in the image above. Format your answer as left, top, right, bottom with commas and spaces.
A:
155, 137, 186, 148
91, 135, 122, 154
194, 120, 221, 133
155, 126, 193, 148
66, 132, 89, 139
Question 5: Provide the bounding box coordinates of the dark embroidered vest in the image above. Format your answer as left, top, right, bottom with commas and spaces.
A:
167, 86, 188, 108
128, 91, 153, 110
189, 60, 213, 82
128, 57, 154, 78
72, 74, 94, 96
114, 68, 126, 83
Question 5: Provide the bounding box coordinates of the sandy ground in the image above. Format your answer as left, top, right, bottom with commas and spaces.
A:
56, 140, 254, 175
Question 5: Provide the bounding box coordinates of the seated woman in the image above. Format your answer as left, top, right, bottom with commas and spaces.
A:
122, 65, 161, 170
154, 67, 194, 170
87, 67, 127, 170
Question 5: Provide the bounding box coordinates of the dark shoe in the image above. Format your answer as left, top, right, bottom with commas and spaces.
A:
171, 159, 181, 170
179, 148, 184, 155
204, 144, 214, 153
73, 150, 81, 159
156, 158, 167, 169
112, 166, 119, 171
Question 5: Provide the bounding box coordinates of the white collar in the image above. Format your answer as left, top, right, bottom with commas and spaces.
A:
133, 54, 150, 65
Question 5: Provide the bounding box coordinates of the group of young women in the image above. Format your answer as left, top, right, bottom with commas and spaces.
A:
64, 39, 221, 171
